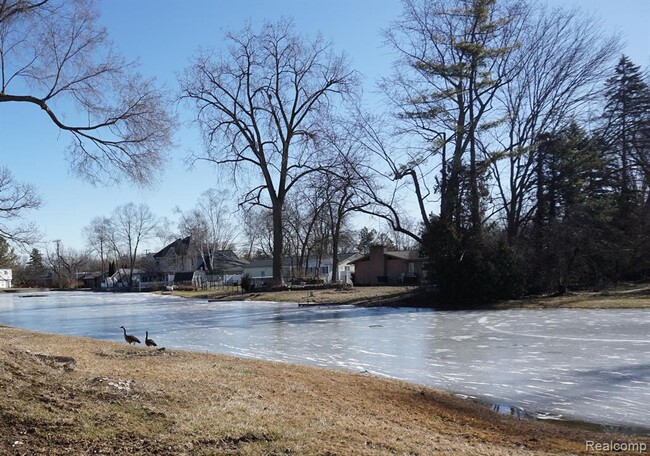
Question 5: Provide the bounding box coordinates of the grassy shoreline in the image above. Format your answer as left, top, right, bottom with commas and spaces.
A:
2, 285, 649, 454
5, 283, 650, 309
3, 327, 650, 455
160, 283, 650, 309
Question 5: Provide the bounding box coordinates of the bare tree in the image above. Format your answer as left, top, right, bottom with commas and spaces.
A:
240, 207, 273, 260
353, 110, 436, 245
382, 0, 529, 237
105, 203, 159, 287
176, 187, 240, 272
47, 239, 88, 289
317, 125, 371, 282
0, 0, 175, 185
82, 216, 111, 277
283, 186, 327, 278
491, 5, 620, 244
0, 166, 41, 244
180, 19, 358, 285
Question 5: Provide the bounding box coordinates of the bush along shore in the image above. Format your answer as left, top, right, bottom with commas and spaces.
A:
2, 326, 650, 455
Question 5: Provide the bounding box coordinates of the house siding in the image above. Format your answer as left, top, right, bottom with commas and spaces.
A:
352, 247, 424, 285
0, 269, 12, 288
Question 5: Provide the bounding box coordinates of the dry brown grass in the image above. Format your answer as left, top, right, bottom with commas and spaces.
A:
163, 286, 421, 307
2, 327, 648, 455
163, 284, 650, 310
495, 285, 650, 309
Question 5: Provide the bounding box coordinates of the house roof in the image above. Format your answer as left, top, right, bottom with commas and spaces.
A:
244, 257, 294, 269
154, 236, 248, 271
338, 252, 363, 263
109, 268, 144, 280
385, 250, 423, 261
200, 250, 249, 271
153, 236, 191, 258
80, 271, 103, 280
350, 249, 424, 264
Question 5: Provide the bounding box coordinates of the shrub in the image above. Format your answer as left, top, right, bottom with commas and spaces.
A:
240, 273, 252, 292
422, 218, 526, 306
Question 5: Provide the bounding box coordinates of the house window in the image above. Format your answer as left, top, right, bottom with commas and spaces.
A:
261, 271, 265, 277
408, 262, 415, 274
321, 266, 328, 274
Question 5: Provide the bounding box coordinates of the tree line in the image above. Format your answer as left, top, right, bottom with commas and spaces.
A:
7, 195, 400, 288
1, 0, 648, 302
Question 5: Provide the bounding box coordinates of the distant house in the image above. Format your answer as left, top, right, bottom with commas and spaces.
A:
243, 253, 362, 286
79, 271, 105, 289
242, 258, 294, 286
153, 236, 248, 287
103, 268, 166, 290
0, 269, 12, 288
350, 245, 425, 285
305, 253, 362, 284
153, 236, 198, 273
201, 250, 249, 276
105, 268, 145, 288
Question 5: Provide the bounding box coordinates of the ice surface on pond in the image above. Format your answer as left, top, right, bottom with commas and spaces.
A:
1, 291, 649, 430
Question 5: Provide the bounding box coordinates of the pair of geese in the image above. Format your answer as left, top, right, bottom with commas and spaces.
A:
120, 326, 157, 347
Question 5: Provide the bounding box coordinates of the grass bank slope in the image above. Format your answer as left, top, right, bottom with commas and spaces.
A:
2, 327, 647, 455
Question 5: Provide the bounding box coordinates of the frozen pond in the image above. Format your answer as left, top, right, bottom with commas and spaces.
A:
1, 291, 649, 432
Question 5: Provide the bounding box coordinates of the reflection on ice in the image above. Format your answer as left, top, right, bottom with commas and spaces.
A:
0, 291, 649, 432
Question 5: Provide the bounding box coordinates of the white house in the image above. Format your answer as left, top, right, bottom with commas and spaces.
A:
242, 258, 294, 286
242, 254, 362, 286
305, 253, 361, 285
0, 269, 12, 288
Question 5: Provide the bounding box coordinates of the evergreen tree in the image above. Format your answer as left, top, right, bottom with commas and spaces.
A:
600, 56, 650, 279
0, 237, 17, 268
356, 227, 377, 254
422, 216, 526, 305
602, 55, 650, 221
24, 248, 47, 286
528, 125, 615, 291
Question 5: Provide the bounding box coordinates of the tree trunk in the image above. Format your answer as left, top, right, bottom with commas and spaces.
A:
331, 218, 341, 284
272, 202, 284, 286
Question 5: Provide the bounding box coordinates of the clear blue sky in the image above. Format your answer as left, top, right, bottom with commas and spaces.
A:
0, 0, 648, 255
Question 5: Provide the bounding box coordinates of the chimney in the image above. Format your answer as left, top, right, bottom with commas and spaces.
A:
369, 244, 386, 279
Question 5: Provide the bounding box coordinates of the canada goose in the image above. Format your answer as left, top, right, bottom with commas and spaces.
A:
145, 331, 157, 347
120, 326, 141, 345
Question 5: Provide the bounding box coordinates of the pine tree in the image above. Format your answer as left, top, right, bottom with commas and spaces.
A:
24, 248, 46, 286
0, 238, 17, 268
602, 55, 650, 221
530, 125, 616, 290
601, 56, 650, 279
390, 0, 525, 235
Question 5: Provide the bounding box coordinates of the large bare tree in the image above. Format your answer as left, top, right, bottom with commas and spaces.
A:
382, 0, 528, 238
491, 5, 620, 244
180, 19, 358, 285
0, 0, 174, 185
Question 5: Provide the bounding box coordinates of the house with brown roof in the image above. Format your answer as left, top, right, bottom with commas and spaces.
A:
350, 245, 425, 285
